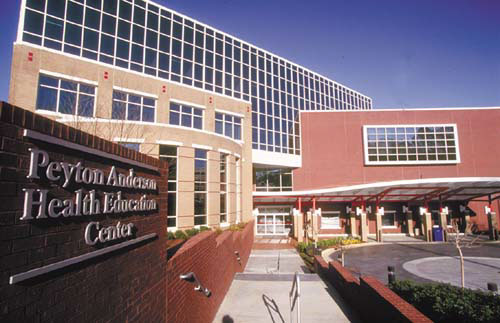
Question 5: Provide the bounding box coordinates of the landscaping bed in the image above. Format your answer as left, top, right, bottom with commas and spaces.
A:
390, 280, 500, 323
297, 237, 361, 272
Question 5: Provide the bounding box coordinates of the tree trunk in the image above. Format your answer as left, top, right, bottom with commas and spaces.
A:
457, 247, 465, 289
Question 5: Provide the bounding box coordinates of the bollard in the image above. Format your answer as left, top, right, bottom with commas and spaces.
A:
388, 265, 396, 284
487, 282, 498, 293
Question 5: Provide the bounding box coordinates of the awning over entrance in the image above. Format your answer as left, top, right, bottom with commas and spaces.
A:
253, 177, 500, 205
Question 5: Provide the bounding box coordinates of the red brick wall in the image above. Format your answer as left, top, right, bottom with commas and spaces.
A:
0, 102, 168, 322
166, 221, 254, 323
296, 109, 500, 190
314, 256, 431, 322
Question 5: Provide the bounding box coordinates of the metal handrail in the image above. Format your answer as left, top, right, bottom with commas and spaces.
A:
179, 272, 211, 297
289, 271, 301, 323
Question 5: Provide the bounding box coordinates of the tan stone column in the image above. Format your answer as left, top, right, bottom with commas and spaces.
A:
312, 209, 321, 241
375, 211, 383, 242
359, 209, 368, 242
487, 211, 499, 241
296, 211, 304, 243
423, 212, 433, 242
464, 215, 471, 234
439, 212, 448, 242
349, 211, 357, 237
406, 211, 414, 236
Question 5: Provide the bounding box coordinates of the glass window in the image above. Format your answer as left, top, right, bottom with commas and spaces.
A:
160, 145, 177, 227
253, 167, 292, 192
220, 153, 228, 223
111, 90, 156, 122
382, 211, 396, 227
194, 149, 207, 225
118, 142, 140, 151
364, 125, 459, 165
169, 102, 203, 129
35, 74, 96, 117
215, 112, 242, 140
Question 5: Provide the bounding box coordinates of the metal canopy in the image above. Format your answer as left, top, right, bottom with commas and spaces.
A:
253, 177, 500, 205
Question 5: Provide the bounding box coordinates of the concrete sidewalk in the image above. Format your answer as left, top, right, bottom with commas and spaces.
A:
213, 248, 360, 323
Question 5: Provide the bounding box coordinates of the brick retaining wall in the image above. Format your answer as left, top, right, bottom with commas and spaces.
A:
166, 221, 254, 322
0, 102, 167, 322
314, 255, 431, 323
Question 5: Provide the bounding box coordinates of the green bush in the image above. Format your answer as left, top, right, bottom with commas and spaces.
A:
390, 280, 500, 323
174, 230, 187, 240
297, 242, 310, 254
199, 226, 211, 232
167, 231, 176, 240
185, 228, 200, 238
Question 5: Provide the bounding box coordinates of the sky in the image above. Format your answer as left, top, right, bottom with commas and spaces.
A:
1, 0, 499, 109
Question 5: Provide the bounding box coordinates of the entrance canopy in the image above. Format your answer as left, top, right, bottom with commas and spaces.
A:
253, 177, 500, 205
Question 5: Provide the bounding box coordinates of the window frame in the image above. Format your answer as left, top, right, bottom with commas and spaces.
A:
160, 144, 179, 229
363, 124, 461, 165
382, 210, 397, 228
321, 211, 341, 229
169, 100, 204, 130
111, 89, 156, 122
215, 110, 243, 141
36, 73, 97, 117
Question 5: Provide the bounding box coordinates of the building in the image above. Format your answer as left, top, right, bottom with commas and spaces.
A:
9, 0, 500, 241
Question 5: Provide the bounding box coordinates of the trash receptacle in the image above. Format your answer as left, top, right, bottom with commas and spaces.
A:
432, 227, 444, 241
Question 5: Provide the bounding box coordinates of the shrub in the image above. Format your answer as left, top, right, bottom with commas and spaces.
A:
174, 230, 187, 240
199, 226, 211, 232
390, 280, 500, 323
167, 231, 176, 240
185, 228, 200, 238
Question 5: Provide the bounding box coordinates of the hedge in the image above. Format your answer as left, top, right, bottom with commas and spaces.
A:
390, 280, 500, 323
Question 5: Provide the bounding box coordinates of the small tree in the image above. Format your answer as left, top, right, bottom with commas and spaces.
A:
447, 220, 482, 289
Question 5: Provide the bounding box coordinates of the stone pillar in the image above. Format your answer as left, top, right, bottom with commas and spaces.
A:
349, 211, 357, 237
464, 215, 472, 234
312, 209, 321, 242
360, 212, 368, 242
439, 212, 448, 241
406, 211, 414, 236
294, 211, 304, 243
423, 212, 433, 242
375, 211, 383, 242
487, 212, 499, 241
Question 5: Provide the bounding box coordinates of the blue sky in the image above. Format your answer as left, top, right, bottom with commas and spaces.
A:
1, 0, 499, 109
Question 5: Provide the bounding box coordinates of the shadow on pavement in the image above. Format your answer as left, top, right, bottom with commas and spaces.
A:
323, 286, 362, 323
262, 294, 285, 323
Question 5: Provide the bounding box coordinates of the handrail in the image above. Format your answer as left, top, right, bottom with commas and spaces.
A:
289, 271, 301, 323
179, 272, 211, 297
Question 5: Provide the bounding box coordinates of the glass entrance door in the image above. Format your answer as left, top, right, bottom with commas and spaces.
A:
256, 207, 292, 236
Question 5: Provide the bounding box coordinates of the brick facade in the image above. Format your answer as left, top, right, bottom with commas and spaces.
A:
0, 102, 168, 322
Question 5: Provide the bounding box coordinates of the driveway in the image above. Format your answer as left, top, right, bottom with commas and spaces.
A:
329, 243, 500, 290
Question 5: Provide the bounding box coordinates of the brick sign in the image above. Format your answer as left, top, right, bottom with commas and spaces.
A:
0, 102, 167, 322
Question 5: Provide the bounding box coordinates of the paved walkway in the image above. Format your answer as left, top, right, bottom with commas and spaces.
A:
214, 247, 360, 323
329, 243, 500, 290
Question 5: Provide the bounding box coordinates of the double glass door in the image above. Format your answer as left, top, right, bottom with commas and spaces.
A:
256, 207, 292, 236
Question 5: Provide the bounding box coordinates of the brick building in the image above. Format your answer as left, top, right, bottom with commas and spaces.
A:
8, 0, 500, 242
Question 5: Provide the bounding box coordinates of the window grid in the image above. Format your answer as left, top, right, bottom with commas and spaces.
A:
382, 210, 396, 227
254, 168, 293, 192
220, 153, 228, 223
363, 125, 460, 165
169, 102, 203, 129
160, 145, 177, 228
111, 90, 155, 122
194, 149, 207, 225
36, 73, 96, 117
22, 0, 372, 157
215, 112, 242, 140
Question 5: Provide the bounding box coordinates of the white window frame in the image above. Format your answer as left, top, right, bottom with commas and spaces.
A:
321, 211, 341, 229
363, 124, 461, 165
382, 210, 397, 228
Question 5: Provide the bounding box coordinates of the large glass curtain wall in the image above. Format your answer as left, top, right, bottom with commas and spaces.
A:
21, 0, 372, 156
